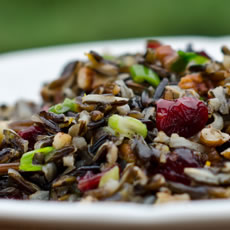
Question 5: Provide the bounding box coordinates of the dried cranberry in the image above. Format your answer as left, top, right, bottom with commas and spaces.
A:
196, 51, 211, 59
146, 40, 162, 50
156, 97, 208, 138
76, 166, 117, 192
158, 148, 202, 185
77, 171, 103, 192
19, 125, 45, 148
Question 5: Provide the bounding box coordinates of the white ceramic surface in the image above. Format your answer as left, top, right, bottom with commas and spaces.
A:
1, 37, 230, 230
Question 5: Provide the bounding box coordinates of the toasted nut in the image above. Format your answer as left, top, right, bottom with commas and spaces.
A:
222, 162, 230, 173
209, 113, 224, 130
184, 89, 200, 99
146, 174, 166, 190
0, 121, 9, 145
163, 89, 174, 100
209, 86, 229, 115
53, 132, 72, 150
82, 94, 128, 105
77, 67, 94, 91
170, 134, 206, 153
165, 85, 184, 99
112, 84, 121, 95
221, 148, 230, 159
117, 104, 130, 115
90, 110, 104, 122
155, 192, 190, 204
179, 73, 212, 96
179, 73, 202, 89
154, 143, 170, 163
52, 175, 76, 188
106, 143, 118, 165
104, 83, 121, 95
200, 127, 230, 147
208, 98, 221, 112
127, 111, 144, 119
63, 154, 75, 167
154, 131, 170, 144
185, 167, 230, 185
119, 142, 136, 163
80, 195, 97, 203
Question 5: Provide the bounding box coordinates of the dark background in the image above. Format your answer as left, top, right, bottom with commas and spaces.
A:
0, 0, 229, 53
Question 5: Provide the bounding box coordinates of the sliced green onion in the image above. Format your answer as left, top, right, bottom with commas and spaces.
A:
99, 166, 119, 188
48, 98, 78, 114
130, 64, 160, 87
108, 114, 147, 138
19, 147, 55, 172
171, 50, 209, 73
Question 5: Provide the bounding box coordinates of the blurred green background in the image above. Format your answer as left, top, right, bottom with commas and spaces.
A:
1, 0, 230, 53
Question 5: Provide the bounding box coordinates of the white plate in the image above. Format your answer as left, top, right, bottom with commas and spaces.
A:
1, 37, 230, 230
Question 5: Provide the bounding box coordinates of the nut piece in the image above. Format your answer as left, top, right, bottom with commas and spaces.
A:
154, 131, 170, 144
184, 167, 230, 185
208, 98, 221, 112
117, 104, 130, 115
77, 67, 94, 91
53, 132, 72, 150
170, 134, 205, 153
184, 168, 219, 185
209, 113, 224, 130
178, 73, 211, 96
82, 94, 128, 105
119, 142, 136, 163
106, 143, 118, 166
155, 191, 190, 204
200, 127, 230, 147
165, 85, 185, 99
90, 110, 104, 122
154, 143, 170, 163
209, 86, 229, 114
0, 121, 9, 145
221, 148, 230, 159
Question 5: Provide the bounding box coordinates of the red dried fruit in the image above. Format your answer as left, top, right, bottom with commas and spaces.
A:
19, 125, 45, 148
156, 97, 208, 138
146, 40, 162, 50
77, 171, 103, 192
196, 51, 211, 59
158, 148, 202, 184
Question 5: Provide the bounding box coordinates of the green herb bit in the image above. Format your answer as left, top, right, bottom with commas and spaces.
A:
99, 166, 119, 188
108, 114, 147, 138
130, 64, 160, 87
19, 147, 55, 172
171, 50, 209, 73
48, 98, 78, 114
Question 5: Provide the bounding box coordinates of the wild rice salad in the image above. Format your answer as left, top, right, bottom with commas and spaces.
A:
1, 40, 230, 203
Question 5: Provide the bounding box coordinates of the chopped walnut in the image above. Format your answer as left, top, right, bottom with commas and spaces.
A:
179, 73, 213, 95
155, 191, 190, 204
200, 127, 230, 147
